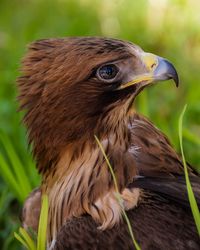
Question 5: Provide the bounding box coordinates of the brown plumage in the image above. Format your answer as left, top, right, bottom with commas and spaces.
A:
55, 197, 200, 250
18, 37, 200, 249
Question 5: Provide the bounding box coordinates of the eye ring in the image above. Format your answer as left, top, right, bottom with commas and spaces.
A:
96, 64, 119, 81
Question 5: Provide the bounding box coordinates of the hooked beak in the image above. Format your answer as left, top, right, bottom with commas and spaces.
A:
119, 52, 179, 90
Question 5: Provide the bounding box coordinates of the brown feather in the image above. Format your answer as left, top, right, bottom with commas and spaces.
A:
18, 37, 200, 247
54, 192, 200, 250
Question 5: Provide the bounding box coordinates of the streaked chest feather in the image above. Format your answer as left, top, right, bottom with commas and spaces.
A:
43, 136, 140, 245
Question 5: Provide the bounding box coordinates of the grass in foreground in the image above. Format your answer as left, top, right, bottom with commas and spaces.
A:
0, 133, 32, 202
95, 135, 141, 250
178, 105, 200, 236
14, 195, 48, 250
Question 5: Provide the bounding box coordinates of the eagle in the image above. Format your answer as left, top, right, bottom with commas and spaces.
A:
18, 37, 200, 250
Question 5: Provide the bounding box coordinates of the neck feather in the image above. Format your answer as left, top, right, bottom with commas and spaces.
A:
42, 113, 137, 243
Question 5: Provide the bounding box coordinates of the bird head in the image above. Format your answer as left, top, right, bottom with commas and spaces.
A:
18, 37, 179, 174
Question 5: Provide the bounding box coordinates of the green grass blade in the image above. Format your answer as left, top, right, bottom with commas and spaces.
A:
0, 153, 23, 201
178, 104, 200, 236
121, 209, 141, 250
19, 228, 37, 250
0, 133, 32, 195
94, 135, 119, 193
95, 135, 141, 250
14, 232, 29, 249
37, 194, 49, 250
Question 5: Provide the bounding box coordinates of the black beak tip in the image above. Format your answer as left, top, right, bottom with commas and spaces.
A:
162, 59, 180, 88
171, 71, 179, 87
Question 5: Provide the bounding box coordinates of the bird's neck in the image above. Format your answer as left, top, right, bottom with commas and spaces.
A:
42, 109, 136, 244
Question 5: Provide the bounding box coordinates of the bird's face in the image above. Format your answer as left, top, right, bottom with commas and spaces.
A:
53, 37, 178, 133
18, 37, 179, 173
80, 43, 179, 108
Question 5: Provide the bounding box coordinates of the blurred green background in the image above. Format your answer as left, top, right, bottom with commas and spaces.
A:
0, 0, 199, 249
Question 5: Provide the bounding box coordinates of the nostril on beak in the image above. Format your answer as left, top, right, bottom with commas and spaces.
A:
141, 52, 159, 72
151, 62, 157, 70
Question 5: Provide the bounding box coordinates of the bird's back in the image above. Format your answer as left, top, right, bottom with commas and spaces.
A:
55, 194, 200, 250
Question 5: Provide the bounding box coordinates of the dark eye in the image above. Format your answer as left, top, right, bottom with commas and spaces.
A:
97, 64, 119, 81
